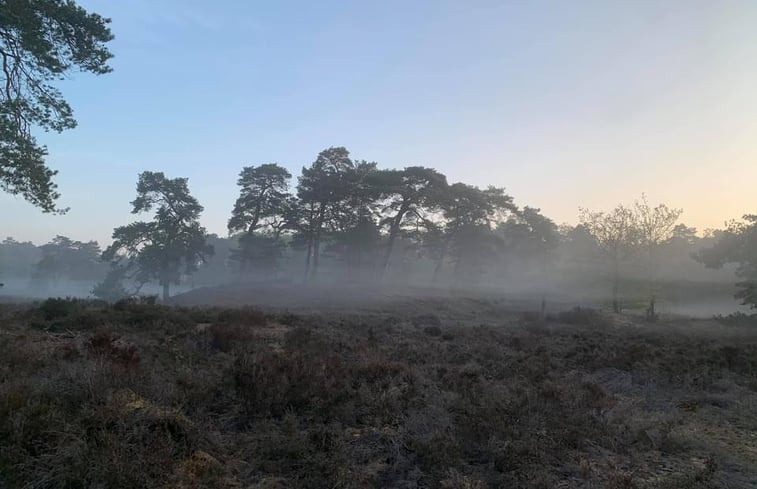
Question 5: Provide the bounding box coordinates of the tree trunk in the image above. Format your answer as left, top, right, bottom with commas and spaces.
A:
303, 239, 313, 283
379, 229, 398, 282
646, 296, 657, 322
162, 282, 170, 302
354, 247, 363, 283
612, 258, 620, 313
379, 209, 406, 282
453, 250, 462, 286
646, 244, 655, 318
311, 239, 320, 281
540, 253, 549, 318
432, 241, 447, 284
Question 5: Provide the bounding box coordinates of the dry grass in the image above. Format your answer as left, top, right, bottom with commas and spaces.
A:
1, 298, 757, 488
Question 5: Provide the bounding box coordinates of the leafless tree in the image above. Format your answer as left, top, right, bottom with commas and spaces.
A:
579, 204, 639, 313
633, 194, 682, 320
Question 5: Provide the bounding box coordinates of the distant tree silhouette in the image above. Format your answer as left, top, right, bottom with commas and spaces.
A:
284, 195, 323, 281
92, 264, 129, 301
102, 172, 213, 301
326, 159, 381, 281
32, 235, 104, 288
579, 204, 639, 313
231, 234, 286, 278
694, 214, 757, 309
633, 195, 682, 320
433, 184, 516, 284
0, 237, 39, 284
499, 206, 560, 264
671, 224, 698, 244
192, 234, 236, 286
498, 206, 560, 297
0, 0, 113, 212
294, 147, 356, 281
370, 167, 448, 281
228, 164, 291, 275
228, 164, 291, 234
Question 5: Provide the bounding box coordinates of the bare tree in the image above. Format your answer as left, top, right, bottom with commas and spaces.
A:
579, 205, 639, 313
633, 194, 682, 320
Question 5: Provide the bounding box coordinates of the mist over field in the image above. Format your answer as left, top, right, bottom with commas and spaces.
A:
0, 212, 748, 319
3, 1, 757, 488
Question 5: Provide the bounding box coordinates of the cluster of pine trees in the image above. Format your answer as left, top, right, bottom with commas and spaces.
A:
83, 146, 730, 307
96, 147, 529, 300
1, 145, 753, 311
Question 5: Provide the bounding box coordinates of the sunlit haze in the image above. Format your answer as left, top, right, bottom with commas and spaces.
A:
3, 0, 756, 244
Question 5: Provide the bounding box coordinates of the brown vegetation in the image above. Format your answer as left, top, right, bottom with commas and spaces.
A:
1, 298, 757, 487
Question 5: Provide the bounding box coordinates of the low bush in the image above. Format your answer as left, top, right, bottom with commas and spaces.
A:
412, 313, 442, 328
209, 323, 256, 352
424, 325, 442, 337
37, 297, 84, 320
233, 350, 350, 418
715, 311, 757, 327
555, 307, 609, 327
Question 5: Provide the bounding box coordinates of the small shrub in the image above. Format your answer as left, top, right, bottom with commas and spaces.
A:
440, 469, 489, 489
111, 301, 194, 329
521, 310, 544, 323
113, 295, 158, 310
215, 307, 266, 327
412, 314, 441, 328
37, 297, 82, 321
284, 325, 324, 351
209, 323, 255, 352
276, 312, 303, 327
232, 351, 349, 418
556, 307, 608, 327
88, 330, 140, 367
424, 325, 442, 337
715, 311, 757, 327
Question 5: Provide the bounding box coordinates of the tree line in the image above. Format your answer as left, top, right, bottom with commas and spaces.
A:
1, 145, 754, 312
2, 144, 743, 308
97, 147, 524, 300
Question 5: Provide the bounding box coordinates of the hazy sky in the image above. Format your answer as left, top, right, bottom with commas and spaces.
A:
3, 0, 757, 245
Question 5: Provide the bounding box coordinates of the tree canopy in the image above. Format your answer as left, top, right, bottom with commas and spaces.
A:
695, 215, 757, 308
370, 166, 448, 278
33, 235, 102, 285
0, 0, 113, 212
101, 171, 213, 300
228, 163, 291, 234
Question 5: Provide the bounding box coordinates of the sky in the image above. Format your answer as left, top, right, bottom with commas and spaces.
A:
3, 0, 757, 245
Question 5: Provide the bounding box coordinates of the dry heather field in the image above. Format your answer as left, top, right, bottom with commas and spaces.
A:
1, 293, 757, 488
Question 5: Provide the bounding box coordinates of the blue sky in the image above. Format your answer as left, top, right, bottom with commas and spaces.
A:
3, 0, 757, 244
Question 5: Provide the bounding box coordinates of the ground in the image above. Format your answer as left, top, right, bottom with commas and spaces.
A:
1, 289, 757, 488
